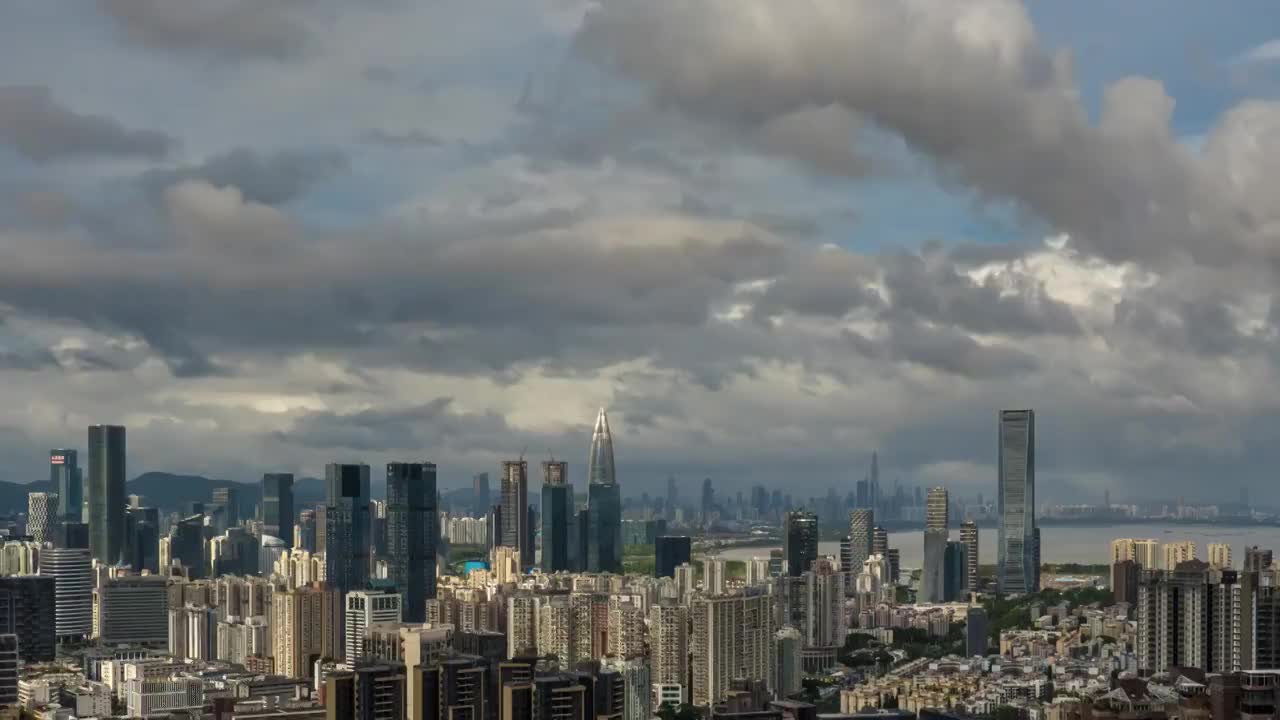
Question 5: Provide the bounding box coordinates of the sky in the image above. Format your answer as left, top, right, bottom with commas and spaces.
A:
1, 1, 1279, 503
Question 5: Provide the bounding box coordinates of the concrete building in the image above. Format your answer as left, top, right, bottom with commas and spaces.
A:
39, 548, 93, 644
650, 603, 689, 706
272, 584, 340, 680
26, 493, 57, 546
345, 589, 403, 667
691, 592, 774, 707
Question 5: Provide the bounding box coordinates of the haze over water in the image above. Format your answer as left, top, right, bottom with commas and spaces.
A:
711, 523, 1280, 570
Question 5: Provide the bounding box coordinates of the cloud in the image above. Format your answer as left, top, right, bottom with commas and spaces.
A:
98, 0, 311, 61
0, 86, 174, 162
360, 129, 445, 148
139, 147, 349, 205
1235, 39, 1280, 65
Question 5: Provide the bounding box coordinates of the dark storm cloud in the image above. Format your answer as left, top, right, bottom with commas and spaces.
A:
139, 148, 349, 205
880, 251, 1082, 337
0, 86, 174, 162
98, 0, 311, 61
885, 320, 1040, 379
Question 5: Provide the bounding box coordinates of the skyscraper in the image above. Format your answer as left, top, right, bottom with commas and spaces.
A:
87, 425, 126, 565
49, 449, 80, 523
500, 460, 530, 570
386, 462, 438, 622
587, 408, 622, 573
997, 409, 1036, 596
960, 521, 979, 594
783, 511, 818, 577
39, 548, 92, 644
691, 592, 775, 707
473, 472, 491, 516
261, 473, 294, 548
847, 509, 873, 573
344, 589, 402, 666
26, 493, 56, 546
655, 536, 691, 579
869, 451, 881, 514
211, 485, 241, 530
324, 463, 371, 596
920, 487, 949, 604
541, 461, 573, 573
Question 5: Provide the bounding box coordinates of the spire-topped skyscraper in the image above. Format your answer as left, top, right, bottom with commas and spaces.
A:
586, 407, 622, 572
588, 407, 616, 486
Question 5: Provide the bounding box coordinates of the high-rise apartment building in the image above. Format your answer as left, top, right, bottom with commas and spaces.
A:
1246, 547, 1274, 573
39, 548, 93, 644
327, 664, 406, 720
920, 487, 949, 604
386, 462, 437, 621
1209, 543, 1232, 569
847, 509, 873, 575
655, 536, 691, 579
997, 409, 1036, 595
1112, 559, 1139, 606
650, 603, 689, 706
1164, 541, 1198, 571
344, 589, 402, 666
783, 512, 818, 577
691, 592, 774, 707
26, 492, 57, 546
541, 460, 573, 573
261, 473, 294, 548
704, 556, 727, 596
960, 521, 979, 594
87, 425, 126, 565
586, 408, 622, 574
324, 463, 371, 596
1136, 561, 1255, 674
500, 460, 530, 570
271, 584, 340, 679
801, 559, 844, 672
50, 449, 81, 523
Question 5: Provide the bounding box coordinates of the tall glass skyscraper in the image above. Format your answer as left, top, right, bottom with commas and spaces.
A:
997, 409, 1037, 596
920, 487, 949, 603
499, 460, 530, 569
586, 408, 622, 573
261, 473, 294, 548
540, 461, 573, 573
87, 425, 126, 565
847, 509, 873, 572
386, 462, 437, 621
324, 463, 371, 595
783, 511, 818, 577
50, 450, 80, 523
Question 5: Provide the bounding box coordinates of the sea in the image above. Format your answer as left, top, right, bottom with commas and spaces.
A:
708, 523, 1280, 571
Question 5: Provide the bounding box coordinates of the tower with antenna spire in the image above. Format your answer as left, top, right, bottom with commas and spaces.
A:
585, 407, 622, 572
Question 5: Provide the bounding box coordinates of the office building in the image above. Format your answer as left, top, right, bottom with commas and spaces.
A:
872, 526, 888, 556
586, 408, 622, 574
212, 485, 241, 530
541, 460, 574, 573
966, 607, 989, 657
126, 676, 203, 718
327, 664, 406, 720
960, 521, 979, 594
55, 521, 89, 551
262, 473, 295, 549
50, 449, 81, 523
297, 509, 317, 553
651, 603, 689, 706
655, 536, 691, 579
997, 409, 1036, 595
783, 512, 818, 577
123, 505, 160, 573
944, 541, 968, 602
920, 487, 949, 604
96, 575, 168, 648
26, 492, 56, 545
0, 576, 56, 661
345, 589, 402, 666
39, 547, 93, 644
386, 462, 438, 621
848, 509, 873, 575
272, 584, 340, 680
87, 424, 127, 565
1209, 543, 1233, 569
325, 463, 372, 596
692, 592, 775, 707
500, 460, 531, 570
168, 514, 206, 578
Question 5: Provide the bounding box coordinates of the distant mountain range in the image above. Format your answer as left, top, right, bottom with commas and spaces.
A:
0, 471, 477, 517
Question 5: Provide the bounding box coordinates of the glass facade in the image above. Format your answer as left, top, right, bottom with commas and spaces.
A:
386, 462, 437, 621
998, 409, 1037, 595
87, 425, 126, 565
